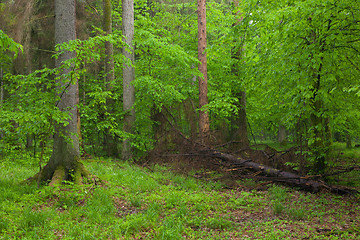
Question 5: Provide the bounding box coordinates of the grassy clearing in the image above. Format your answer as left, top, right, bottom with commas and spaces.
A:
0, 153, 359, 239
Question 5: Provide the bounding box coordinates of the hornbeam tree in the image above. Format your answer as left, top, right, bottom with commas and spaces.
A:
122, 0, 136, 160
231, 0, 249, 148
30, 0, 90, 185
103, 0, 117, 157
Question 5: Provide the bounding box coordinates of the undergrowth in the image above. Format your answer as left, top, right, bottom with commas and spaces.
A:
0, 150, 359, 239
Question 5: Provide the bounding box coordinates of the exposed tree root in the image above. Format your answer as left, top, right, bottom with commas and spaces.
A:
26, 161, 97, 186
49, 165, 66, 186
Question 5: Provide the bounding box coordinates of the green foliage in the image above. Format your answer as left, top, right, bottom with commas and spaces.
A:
0, 29, 22, 70
20, 207, 48, 230
237, 0, 360, 170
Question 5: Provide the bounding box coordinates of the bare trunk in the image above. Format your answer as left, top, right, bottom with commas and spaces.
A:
103, 0, 117, 157
197, 0, 210, 144
39, 0, 82, 183
230, 0, 249, 148
278, 125, 287, 145
122, 0, 136, 160
230, 91, 249, 148
346, 134, 352, 148
309, 67, 328, 173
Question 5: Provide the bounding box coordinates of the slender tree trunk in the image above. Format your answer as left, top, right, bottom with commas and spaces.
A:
103, 0, 117, 157
309, 71, 327, 173
278, 125, 287, 145
230, 0, 249, 149
122, 0, 136, 160
197, 0, 210, 144
346, 134, 352, 148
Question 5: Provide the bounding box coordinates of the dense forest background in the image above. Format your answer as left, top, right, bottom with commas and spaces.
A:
1, 0, 360, 177
1, 0, 360, 239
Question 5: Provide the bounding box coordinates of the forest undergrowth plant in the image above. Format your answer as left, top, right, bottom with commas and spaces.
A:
84, 187, 116, 224
156, 215, 184, 240
269, 185, 288, 215
129, 194, 143, 208
20, 207, 49, 230
0, 156, 359, 239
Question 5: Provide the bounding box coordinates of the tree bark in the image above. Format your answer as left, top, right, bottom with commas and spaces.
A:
103, 0, 117, 157
35, 0, 87, 184
309, 70, 328, 173
230, 0, 249, 148
346, 133, 352, 148
122, 0, 136, 160
278, 125, 287, 145
230, 91, 249, 148
197, 0, 210, 144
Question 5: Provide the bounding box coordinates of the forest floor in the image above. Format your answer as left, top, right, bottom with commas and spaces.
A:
0, 143, 359, 239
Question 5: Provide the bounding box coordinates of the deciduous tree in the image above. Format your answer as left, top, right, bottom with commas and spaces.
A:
32, 0, 90, 184
122, 0, 136, 160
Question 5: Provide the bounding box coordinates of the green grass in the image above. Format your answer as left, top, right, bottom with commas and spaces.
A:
0, 151, 359, 239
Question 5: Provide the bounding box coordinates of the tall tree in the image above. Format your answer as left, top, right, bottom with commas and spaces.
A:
122, 0, 136, 160
230, 0, 249, 148
103, 0, 117, 156
197, 0, 210, 143
34, 0, 89, 184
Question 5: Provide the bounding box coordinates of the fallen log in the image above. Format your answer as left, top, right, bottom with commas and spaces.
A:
159, 110, 358, 194
201, 149, 358, 194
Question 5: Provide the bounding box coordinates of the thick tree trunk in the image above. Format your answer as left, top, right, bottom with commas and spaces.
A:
122, 0, 136, 160
35, 0, 89, 184
197, 0, 210, 144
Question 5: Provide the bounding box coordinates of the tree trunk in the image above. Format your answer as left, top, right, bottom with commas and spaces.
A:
346, 134, 352, 148
197, 0, 210, 144
278, 125, 287, 145
122, 0, 136, 160
309, 69, 328, 173
103, 0, 117, 157
34, 0, 89, 184
230, 91, 249, 149
230, 0, 249, 149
